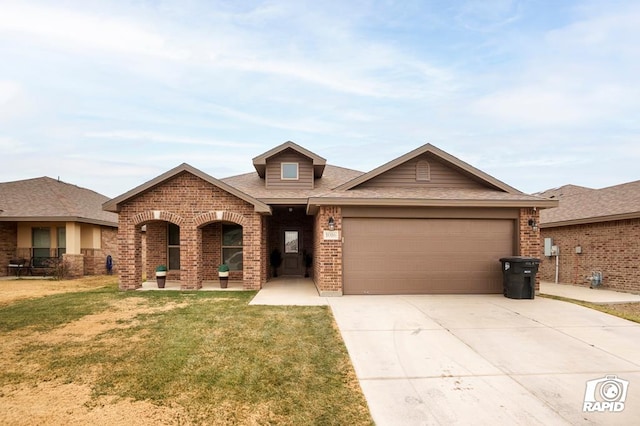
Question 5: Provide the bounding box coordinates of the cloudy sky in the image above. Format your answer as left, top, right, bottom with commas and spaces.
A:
1, 0, 638, 198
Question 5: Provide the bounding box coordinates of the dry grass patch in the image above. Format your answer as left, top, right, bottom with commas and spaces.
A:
0, 279, 373, 425
541, 295, 640, 324
0, 275, 115, 305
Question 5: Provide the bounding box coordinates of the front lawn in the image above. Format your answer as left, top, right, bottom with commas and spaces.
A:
0, 279, 373, 425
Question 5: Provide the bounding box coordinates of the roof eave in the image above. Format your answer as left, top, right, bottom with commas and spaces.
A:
307, 197, 559, 209
0, 216, 118, 227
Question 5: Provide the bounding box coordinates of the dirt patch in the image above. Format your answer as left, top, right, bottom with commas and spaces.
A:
0, 276, 115, 305
0, 382, 191, 425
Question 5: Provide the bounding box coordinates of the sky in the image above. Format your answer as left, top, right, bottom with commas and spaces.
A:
1, 0, 639, 198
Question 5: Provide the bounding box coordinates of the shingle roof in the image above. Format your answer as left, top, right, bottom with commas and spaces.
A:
540, 180, 640, 227
221, 164, 364, 202
534, 184, 594, 199
0, 177, 118, 226
309, 187, 556, 209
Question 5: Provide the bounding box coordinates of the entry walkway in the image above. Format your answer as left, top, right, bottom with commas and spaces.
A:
249, 277, 327, 306
540, 281, 640, 304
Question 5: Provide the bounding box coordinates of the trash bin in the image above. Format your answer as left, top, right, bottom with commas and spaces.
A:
499, 257, 540, 299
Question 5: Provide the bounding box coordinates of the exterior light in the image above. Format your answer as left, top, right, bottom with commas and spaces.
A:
328, 216, 335, 231
528, 218, 538, 231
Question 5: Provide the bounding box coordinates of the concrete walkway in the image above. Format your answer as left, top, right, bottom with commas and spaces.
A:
249, 277, 327, 306
540, 281, 640, 303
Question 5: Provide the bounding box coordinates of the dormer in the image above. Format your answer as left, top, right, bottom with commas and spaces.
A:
252, 141, 326, 189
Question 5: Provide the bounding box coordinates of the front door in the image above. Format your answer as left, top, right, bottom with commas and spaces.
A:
282, 230, 303, 275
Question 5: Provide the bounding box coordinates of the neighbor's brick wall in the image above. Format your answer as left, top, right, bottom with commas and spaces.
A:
0, 222, 18, 276
117, 172, 265, 290
519, 208, 542, 291
313, 206, 342, 296
63, 253, 84, 278
539, 218, 640, 292
81, 226, 119, 275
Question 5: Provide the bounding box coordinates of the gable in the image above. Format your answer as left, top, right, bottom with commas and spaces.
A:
265, 148, 315, 190
355, 153, 485, 189
103, 163, 271, 214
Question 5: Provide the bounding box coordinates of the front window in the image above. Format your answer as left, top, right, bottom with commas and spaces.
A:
32, 227, 50, 266
57, 227, 66, 258
281, 163, 299, 180
168, 223, 180, 270
222, 224, 243, 271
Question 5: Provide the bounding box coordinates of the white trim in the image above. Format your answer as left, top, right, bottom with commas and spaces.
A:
281, 163, 299, 180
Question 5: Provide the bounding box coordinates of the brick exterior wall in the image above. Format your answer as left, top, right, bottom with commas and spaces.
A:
313, 206, 342, 296
81, 226, 118, 275
0, 222, 18, 277
539, 218, 640, 293
117, 172, 267, 290
519, 208, 542, 291
63, 253, 85, 278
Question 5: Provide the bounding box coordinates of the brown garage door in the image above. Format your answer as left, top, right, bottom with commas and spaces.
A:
343, 218, 515, 295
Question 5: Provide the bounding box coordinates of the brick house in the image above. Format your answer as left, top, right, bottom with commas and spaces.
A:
104, 142, 556, 295
538, 181, 640, 293
0, 177, 118, 277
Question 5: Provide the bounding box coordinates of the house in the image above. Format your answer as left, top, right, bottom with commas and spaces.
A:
0, 177, 119, 277
537, 181, 640, 293
103, 142, 557, 295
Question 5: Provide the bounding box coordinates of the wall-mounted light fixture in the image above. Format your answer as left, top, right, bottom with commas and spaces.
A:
528, 218, 538, 231
328, 216, 335, 231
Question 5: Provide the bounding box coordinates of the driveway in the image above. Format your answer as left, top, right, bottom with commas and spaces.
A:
328, 295, 640, 425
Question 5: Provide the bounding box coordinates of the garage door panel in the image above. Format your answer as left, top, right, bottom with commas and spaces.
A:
343, 218, 514, 295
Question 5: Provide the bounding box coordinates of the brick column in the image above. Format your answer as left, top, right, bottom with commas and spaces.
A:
314, 206, 343, 296
62, 253, 84, 278
180, 223, 202, 290
243, 213, 264, 290
118, 221, 143, 290
519, 207, 541, 291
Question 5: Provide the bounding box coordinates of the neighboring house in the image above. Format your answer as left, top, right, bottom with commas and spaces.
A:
0, 177, 118, 277
103, 142, 556, 295
538, 181, 640, 293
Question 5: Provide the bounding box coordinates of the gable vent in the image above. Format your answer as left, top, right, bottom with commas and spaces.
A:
416, 160, 431, 181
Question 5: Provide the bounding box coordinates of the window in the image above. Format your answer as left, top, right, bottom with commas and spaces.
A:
284, 231, 299, 254
281, 163, 299, 180
32, 227, 50, 267
416, 160, 431, 181
168, 223, 180, 270
57, 227, 66, 258
222, 224, 243, 271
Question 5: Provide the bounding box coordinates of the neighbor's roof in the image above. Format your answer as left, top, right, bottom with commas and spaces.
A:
540, 180, 640, 227
103, 163, 272, 214
534, 184, 594, 199
0, 177, 118, 226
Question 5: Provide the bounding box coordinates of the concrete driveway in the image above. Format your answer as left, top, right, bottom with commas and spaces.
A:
328, 295, 640, 425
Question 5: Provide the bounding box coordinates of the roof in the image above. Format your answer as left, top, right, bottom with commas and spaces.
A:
221, 164, 364, 204
540, 180, 640, 227
534, 184, 594, 199
337, 143, 521, 193
308, 187, 556, 213
252, 141, 326, 178
103, 163, 271, 214
0, 177, 118, 226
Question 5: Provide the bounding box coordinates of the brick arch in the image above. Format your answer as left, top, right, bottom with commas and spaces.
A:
132, 210, 185, 227
194, 211, 248, 228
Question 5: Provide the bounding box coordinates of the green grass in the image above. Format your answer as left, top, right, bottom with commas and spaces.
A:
0, 285, 373, 425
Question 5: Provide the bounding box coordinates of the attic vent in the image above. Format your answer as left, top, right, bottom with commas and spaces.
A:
416, 160, 430, 181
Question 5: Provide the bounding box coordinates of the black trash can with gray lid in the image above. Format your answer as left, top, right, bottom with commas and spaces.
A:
499, 257, 540, 299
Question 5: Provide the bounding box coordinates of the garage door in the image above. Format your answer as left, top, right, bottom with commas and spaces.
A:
343, 218, 514, 295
